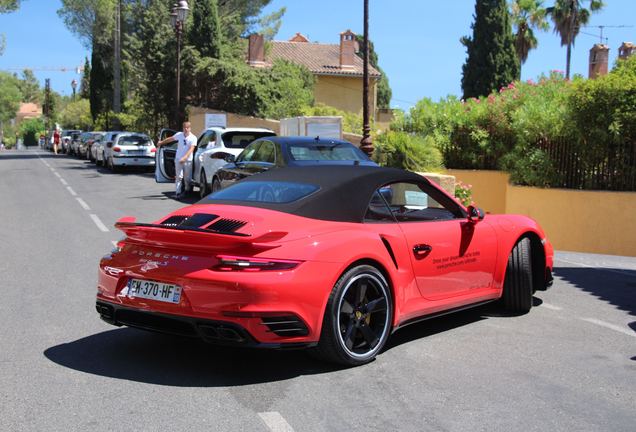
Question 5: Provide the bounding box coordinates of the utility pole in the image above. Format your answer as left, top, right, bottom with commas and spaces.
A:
113, 0, 121, 114
43, 79, 52, 131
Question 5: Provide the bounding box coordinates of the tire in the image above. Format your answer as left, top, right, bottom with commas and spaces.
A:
108, 157, 118, 173
313, 265, 392, 366
502, 237, 533, 313
199, 171, 210, 199
211, 177, 222, 193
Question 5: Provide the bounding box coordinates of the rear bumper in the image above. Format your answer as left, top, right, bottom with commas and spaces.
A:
96, 300, 316, 349
112, 156, 155, 166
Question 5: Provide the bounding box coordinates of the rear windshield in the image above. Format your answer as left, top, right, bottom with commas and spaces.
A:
204, 181, 318, 204
222, 131, 275, 149
119, 135, 152, 146
288, 142, 369, 162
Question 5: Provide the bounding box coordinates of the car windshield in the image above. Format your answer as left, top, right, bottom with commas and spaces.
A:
288, 142, 369, 162
221, 131, 275, 149
119, 135, 151, 146
204, 181, 318, 204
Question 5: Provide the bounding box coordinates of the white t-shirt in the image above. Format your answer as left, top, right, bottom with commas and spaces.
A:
173, 131, 197, 162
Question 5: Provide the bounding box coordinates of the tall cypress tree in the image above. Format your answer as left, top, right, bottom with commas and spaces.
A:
80, 56, 91, 99
188, 0, 222, 59
461, 0, 520, 99
355, 35, 392, 109
90, 39, 113, 121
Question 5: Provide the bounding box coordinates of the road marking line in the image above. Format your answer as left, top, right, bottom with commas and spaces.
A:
60, 178, 68, 186
90, 214, 109, 232
76, 197, 91, 211
555, 257, 634, 275
580, 318, 636, 338
540, 303, 563, 311
53, 171, 61, 178
66, 186, 77, 196
258, 412, 295, 432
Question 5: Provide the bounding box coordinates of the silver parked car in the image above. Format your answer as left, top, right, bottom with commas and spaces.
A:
104, 132, 156, 172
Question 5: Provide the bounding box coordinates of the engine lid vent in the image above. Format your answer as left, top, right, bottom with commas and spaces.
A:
160, 213, 219, 228
206, 218, 247, 233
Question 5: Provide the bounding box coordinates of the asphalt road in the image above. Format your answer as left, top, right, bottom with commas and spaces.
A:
1, 148, 635, 432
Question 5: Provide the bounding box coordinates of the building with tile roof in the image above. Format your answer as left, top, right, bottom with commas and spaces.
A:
247, 30, 381, 115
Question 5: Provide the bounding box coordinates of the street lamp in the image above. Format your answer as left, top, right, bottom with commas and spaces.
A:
71, 79, 77, 100
170, 0, 190, 126
360, 0, 373, 157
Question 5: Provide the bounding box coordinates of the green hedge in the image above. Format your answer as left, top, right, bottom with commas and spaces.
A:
398, 57, 636, 190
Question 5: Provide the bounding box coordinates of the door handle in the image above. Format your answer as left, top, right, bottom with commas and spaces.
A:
413, 244, 432, 256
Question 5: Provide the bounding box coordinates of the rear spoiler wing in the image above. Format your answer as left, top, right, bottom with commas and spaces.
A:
115, 217, 287, 249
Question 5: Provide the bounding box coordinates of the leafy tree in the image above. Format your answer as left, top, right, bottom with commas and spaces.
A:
510, 0, 549, 65
19, 117, 45, 146
90, 41, 114, 121
59, 98, 93, 130
80, 57, 91, 99
189, 0, 223, 59
0, 0, 21, 13
17, 69, 41, 103
0, 0, 22, 55
355, 35, 392, 109
461, 0, 520, 99
260, 59, 314, 119
0, 71, 22, 124
125, 0, 176, 131
58, 0, 116, 47
548, 0, 604, 79
59, 0, 118, 121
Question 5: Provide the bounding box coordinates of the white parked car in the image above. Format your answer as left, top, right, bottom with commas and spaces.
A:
155, 127, 276, 197
104, 132, 156, 172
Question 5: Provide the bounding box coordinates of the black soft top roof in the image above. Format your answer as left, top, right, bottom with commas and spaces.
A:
200, 165, 435, 223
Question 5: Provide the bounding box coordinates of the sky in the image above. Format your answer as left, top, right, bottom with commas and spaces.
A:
0, 0, 633, 109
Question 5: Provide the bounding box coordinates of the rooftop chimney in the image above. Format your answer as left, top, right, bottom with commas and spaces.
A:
339, 30, 357, 70
289, 32, 309, 43
589, 44, 609, 79
247, 34, 265, 67
618, 42, 635, 60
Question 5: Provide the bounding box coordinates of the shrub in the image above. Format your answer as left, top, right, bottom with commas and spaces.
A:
19, 118, 45, 147
373, 131, 443, 172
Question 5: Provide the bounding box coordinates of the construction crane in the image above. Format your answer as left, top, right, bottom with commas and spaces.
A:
1, 66, 84, 74
581, 25, 634, 45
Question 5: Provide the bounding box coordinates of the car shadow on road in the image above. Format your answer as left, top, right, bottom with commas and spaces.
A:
554, 267, 636, 316
44, 328, 339, 387
43, 304, 511, 386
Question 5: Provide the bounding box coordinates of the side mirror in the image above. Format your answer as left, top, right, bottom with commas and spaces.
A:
467, 205, 485, 223
106, 142, 113, 148
225, 154, 236, 163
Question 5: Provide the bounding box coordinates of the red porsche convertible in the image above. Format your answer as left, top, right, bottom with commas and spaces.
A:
96, 166, 553, 365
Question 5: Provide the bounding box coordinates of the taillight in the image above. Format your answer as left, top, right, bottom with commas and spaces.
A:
213, 255, 302, 272
111, 237, 126, 254
150, 147, 157, 153
113, 146, 121, 152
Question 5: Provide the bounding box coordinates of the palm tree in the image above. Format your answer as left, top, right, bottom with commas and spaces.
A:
548, 0, 604, 79
511, 0, 549, 65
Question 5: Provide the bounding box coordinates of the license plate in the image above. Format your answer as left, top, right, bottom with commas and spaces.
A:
127, 150, 145, 156
127, 278, 182, 304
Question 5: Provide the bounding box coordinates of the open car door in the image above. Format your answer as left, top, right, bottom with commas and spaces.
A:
155, 128, 178, 183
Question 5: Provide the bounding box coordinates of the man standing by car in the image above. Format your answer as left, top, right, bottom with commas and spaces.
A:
157, 121, 197, 199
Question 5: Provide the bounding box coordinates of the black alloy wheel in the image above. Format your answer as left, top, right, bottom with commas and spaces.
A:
315, 265, 392, 366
